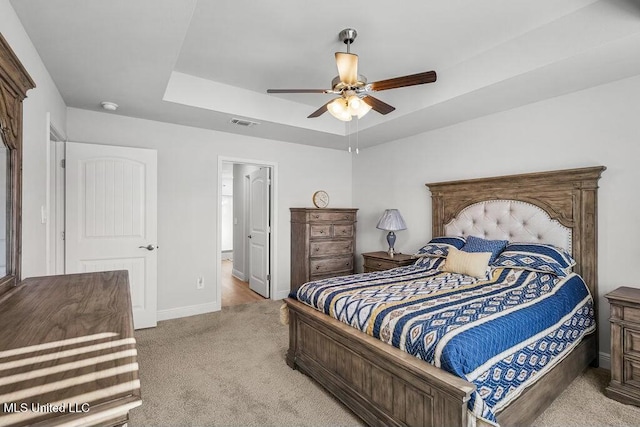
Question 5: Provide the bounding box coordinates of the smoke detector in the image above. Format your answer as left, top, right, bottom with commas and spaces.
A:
100, 101, 118, 111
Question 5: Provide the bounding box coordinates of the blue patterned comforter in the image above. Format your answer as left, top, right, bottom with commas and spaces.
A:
291, 264, 595, 425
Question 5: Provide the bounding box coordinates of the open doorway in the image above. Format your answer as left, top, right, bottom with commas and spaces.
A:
219, 159, 275, 308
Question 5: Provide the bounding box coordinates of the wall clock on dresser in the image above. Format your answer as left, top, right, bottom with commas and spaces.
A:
290, 208, 357, 291
312, 190, 329, 208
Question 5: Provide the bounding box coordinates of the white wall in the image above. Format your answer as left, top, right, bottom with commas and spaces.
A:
353, 73, 640, 359
1, 0, 68, 279
66, 108, 353, 315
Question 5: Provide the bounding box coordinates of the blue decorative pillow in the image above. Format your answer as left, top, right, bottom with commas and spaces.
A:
493, 242, 575, 277
460, 236, 508, 263
493, 252, 567, 277
414, 256, 445, 270
415, 236, 466, 258
501, 242, 575, 270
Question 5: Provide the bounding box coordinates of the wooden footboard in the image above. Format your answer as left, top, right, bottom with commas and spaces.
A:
285, 298, 475, 427
285, 298, 597, 427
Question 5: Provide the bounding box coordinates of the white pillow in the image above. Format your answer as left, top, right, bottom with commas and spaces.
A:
442, 247, 492, 279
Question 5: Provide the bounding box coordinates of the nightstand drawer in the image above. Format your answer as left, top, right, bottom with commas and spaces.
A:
625, 328, 640, 358
310, 241, 353, 257
625, 306, 640, 323
361, 251, 415, 273
624, 357, 640, 390
310, 256, 353, 275
364, 258, 401, 271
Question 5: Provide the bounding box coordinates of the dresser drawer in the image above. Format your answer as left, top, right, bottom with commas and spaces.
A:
310, 256, 353, 275
310, 272, 350, 282
309, 211, 356, 222
625, 328, 640, 358
310, 240, 353, 257
333, 225, 353, 238
310, 225, 331, 238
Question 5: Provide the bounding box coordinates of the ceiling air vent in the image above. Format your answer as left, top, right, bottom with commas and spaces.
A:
230, 118, 260, 127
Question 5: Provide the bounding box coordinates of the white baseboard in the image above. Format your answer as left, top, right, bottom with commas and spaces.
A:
231, 268, 246, 281
599, 351, 611, 370
157, 301, 218, 322
274, 289, 290, 300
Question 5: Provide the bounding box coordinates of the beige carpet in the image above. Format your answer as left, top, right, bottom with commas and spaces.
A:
130, 299, 640, 426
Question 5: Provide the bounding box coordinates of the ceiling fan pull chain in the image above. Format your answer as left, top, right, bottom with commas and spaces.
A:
356, 117, 360, 155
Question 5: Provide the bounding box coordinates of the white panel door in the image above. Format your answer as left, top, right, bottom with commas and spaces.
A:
248, 167, 270, 298
65, 142, 158, 329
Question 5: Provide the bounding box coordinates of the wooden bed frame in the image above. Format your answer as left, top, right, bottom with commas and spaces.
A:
285, 166, 605, 427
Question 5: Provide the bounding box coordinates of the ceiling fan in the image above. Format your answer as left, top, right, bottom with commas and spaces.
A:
267, 28, 437, 122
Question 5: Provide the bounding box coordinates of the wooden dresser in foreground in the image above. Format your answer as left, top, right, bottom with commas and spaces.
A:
290, 208, 358, 291
605, 286, 640, 407
0, 271, 141, 427
362, 251, 415, 272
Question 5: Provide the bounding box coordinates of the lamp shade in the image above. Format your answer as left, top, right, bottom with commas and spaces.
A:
376, 209, 407, 231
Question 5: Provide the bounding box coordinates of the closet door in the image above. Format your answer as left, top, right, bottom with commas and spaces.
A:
66, 142, 158, 329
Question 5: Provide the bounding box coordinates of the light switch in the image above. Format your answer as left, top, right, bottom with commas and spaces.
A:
41, 206, 47, 224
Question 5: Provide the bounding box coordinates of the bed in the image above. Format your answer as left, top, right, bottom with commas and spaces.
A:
284, 166, 605, 427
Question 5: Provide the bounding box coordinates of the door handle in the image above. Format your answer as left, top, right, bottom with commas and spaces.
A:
139, 244, 158, 251
248, 235, 252, 239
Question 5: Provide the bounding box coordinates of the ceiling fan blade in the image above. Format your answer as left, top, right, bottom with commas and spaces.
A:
307, 101, 332, 118
370, 71, 437, 92
267, 89, 329, 94
363, 96, 395, 115
335, 52, 358, 85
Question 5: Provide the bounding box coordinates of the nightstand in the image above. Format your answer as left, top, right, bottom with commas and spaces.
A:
605, 286, 640, 407
362, 251, 415, 272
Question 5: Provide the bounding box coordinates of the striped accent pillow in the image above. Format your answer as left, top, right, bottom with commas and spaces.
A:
442, 247, 491, 279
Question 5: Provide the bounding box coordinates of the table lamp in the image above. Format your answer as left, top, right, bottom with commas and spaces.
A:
376, 209, 407, 257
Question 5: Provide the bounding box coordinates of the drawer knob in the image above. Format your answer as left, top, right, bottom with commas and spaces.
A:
342, 229, 347, 234
314, 214, 320, 219
316, 265, 321, 270
344, 215, 349, 219
346, 262, 350, 266
319, 230, 324, 234
377, 263, 382, 267
346, 246, 351, 250
315, 247, 319, 251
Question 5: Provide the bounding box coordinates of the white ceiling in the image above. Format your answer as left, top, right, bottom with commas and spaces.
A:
10, 0, 640, 150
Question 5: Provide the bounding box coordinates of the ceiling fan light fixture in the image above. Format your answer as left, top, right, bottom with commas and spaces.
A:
327, 98, 352, 122
346, 95, 371, 119
347, 95, 361, 109
354, 100, 372, 119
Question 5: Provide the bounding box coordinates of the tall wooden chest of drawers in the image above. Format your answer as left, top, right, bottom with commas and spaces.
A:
290, 208, 358, 291
606, 286, 640, 407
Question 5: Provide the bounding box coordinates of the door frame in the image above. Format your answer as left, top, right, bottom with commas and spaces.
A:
216, 156, 278, 309
46, 114, 66, 275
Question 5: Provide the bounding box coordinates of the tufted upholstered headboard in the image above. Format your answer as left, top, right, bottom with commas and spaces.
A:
426, 166, 605, 307
444, 199, 572, 251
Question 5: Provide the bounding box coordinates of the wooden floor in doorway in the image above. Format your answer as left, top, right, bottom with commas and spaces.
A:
221, 260, 265, 307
